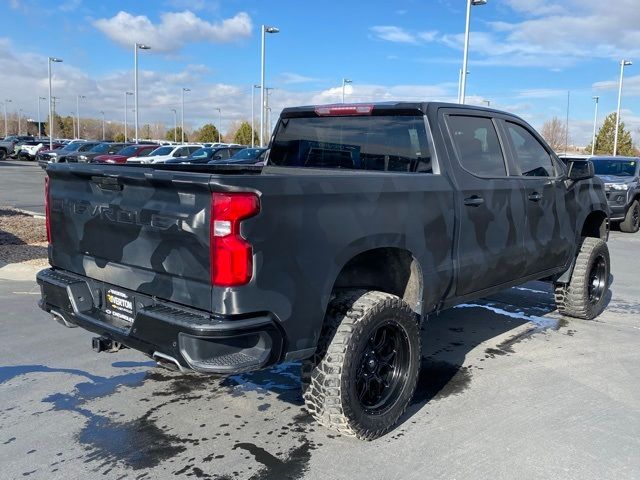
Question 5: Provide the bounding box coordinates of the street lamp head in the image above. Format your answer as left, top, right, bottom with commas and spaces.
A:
343, 78, 353, 84
126, 91, 134, 96
264, 26, 279, 34
254, 84, 261, 89
49, 57, 63, 63
136, 44, 151, 50
593, 96, 599, 101
622, 60, 633, 66
39, 96, 46, 100
183, 87, 191, 92
5, 99, 11, 103
471, 0, 487, 5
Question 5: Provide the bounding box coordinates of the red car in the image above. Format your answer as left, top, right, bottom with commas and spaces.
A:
93, 144, 158, 164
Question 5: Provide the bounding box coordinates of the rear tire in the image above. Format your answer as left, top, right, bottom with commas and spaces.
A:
554, 237, 610, 320
302, 290, 421, 440
0, 149, 6, 160
619, 200, 640, 233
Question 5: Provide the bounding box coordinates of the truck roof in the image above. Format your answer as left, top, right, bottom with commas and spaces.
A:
280, 101, 506, 117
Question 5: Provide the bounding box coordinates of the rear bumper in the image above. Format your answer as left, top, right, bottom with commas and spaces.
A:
37, 268, 283, 374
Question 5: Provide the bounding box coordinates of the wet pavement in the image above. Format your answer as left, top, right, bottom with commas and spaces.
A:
1, 231, 639, 479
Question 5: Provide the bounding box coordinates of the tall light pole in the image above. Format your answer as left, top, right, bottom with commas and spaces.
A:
342, 78, 353, 103
214, 107, 222, 143
171, 109, 177, 142
483, 99, 490, 107
124, 91, 133, 141
134, 43, 151, 144
264, 87, 274, 142
2, 100, 10, 138
181, 87, 190, 144
37, 96, 46, 138
614, 59, 632, 157
76, 94, 85, 139
251, 84, 260, 148
261, 25, 279, 147
48, 57, 63, 150
591, 96, 599, 156
100, 111, 105, 140
459, 0, 486, 104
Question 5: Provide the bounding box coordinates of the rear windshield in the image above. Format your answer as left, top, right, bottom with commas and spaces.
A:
593, 160, 637, 177
269, 115, 433, 173
150, 146, 173, 156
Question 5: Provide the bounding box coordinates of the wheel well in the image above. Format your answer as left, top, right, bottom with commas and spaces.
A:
581, 210, 608, 240
332, 248, 422, 314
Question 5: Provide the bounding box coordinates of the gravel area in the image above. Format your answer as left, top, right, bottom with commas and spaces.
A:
0, 207, 48, 266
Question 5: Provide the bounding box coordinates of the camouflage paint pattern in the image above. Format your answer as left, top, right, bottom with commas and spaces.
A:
44, 102, 609, 360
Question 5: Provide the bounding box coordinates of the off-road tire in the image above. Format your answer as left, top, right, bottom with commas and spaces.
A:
0, 149, 6, 160
302, 290, 421, 440
619, 199, 640, 233
554, 237, 610, 320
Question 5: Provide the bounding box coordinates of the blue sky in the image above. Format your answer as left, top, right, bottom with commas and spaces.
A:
1, 0, 639, 144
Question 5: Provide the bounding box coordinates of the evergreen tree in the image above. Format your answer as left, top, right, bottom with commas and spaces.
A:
587, 112, 635, 156
196, 123, 220, 143
113, 132, 125, 142
233, 121, 257, 146
166, 127, 186, 142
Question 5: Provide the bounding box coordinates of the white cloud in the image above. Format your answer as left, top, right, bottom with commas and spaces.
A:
58, 0, 82, 12
594, 74, 640, 96
93, 10, 252, 52
370, 26, 440, 45
278, 73, 321, 85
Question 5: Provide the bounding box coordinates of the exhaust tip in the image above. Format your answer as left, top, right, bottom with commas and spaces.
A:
153, 351, 185, 372
50, 309, 76, 328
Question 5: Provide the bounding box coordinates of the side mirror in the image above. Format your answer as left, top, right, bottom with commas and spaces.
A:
567, 160, 594, 181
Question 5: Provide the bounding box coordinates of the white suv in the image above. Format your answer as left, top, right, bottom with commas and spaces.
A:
127, 144, 202, 164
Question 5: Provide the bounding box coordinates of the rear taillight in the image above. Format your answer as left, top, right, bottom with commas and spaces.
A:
44, 176, 52, 244
210, 192, 260, 286
315, 104, 374, 116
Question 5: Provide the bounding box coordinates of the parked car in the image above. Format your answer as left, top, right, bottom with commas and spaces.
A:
56, 142, 101, 163
165, 146, 244, 165
0, 135, 35, 160
223, 147, 268, 165
18, 140, 62, 161
591, 156, 640, 233
37, 140, 87, 168
93, 144, 158, 164
74, 143, 129, 163
38, 102, 610, 440
127, 144, 201, 164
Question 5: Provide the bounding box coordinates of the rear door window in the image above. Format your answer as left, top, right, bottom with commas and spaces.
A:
269, 115, 434, 173
506, 122, 556, 177
447, 115, 506, 177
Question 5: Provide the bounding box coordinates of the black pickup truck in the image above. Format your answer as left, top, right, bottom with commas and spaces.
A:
37, 102, 610, 439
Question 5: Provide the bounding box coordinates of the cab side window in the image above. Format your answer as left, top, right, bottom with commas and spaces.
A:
447, 115, 506, 177
506, 122, 555, 177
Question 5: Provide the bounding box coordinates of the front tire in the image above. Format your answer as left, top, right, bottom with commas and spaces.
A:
554, 237, 610, 320
0, 149, 6, 160
619, 200, 640, 233
302, 290, 421, 440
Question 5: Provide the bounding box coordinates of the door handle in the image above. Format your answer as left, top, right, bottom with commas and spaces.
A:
528, 192, 543, 202
464, 195, 484, 207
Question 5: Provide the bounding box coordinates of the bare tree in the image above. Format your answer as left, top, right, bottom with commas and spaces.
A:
540, 117, 570, 152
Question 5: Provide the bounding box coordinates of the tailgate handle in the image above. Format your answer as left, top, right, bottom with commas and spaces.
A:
463, 195, 484, 207
91, 176, 123, 191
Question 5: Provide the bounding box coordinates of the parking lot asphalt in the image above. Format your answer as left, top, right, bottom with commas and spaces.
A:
0, 229, 638, 480
0, 159, 45, 214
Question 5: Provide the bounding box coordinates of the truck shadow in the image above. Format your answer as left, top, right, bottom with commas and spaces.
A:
222, 281, 587, 412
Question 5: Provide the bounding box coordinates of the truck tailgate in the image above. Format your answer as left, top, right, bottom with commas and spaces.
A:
47, 165, 213, 311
